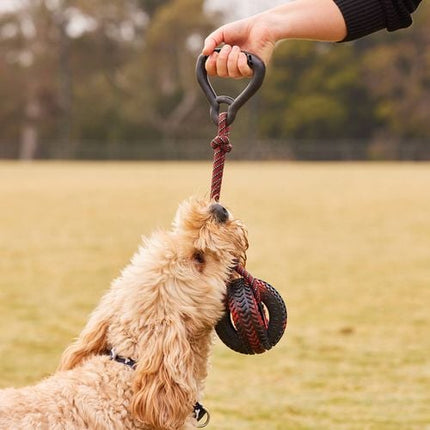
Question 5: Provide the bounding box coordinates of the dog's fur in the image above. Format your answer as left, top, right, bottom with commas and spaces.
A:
0, 198, 248, 430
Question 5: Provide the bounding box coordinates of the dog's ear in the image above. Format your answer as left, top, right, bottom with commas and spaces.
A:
57, 306, 110, 371
131, 318, 197, 429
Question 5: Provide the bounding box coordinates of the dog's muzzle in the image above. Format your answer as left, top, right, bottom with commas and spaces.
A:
210, 203, 229, 223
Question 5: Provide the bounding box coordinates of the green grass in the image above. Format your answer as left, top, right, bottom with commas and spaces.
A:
1, 161, 429, 429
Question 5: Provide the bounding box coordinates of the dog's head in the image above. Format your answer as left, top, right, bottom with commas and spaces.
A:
173, 197, 248, 279
58, 197, 248, 429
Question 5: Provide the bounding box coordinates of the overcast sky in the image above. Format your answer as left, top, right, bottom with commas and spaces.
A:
0, 0, 17, 13
207, 0, 287, 20
0, 0, 288, 16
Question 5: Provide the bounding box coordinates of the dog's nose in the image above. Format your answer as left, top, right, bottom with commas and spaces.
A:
210, 203, 229, 223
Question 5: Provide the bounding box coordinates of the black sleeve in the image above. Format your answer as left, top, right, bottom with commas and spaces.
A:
333, 0, 422, 41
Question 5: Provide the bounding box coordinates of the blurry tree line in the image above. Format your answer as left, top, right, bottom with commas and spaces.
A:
0, 0, 429, 159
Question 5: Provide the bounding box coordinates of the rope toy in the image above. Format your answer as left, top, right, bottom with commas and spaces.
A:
208, 113, 287, 354
196, 50, 288, 354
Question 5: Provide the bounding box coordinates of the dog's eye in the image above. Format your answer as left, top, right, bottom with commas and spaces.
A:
193, 251, 205, 264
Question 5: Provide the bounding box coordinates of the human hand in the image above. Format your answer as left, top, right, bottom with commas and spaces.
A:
202, 15, 276, 79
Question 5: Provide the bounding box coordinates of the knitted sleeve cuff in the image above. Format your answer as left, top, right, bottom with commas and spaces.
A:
333, 0, 416, 42
333, 0, 387, 41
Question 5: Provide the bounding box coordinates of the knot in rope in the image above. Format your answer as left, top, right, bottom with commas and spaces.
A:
211, 136, 232, 153
210, 112, 231, 153
210, 112, 231, 201
211, 134, 232, 154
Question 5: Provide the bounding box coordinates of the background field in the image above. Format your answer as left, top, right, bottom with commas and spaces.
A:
1, 161, 429, 429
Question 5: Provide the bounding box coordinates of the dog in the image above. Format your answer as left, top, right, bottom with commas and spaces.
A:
0, 198, 248, 430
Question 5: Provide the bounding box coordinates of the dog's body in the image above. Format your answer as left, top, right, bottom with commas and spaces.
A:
0, 198, 248, 430
0, 356, 140, 429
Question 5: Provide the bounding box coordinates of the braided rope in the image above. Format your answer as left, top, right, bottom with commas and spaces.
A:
210, 112, 231, 202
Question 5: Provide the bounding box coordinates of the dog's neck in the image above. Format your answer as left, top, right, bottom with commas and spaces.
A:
105, 348, 210, 427
106, 319, 214, 380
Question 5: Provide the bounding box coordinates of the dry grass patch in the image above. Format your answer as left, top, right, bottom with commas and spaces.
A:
1, 161, 429, 429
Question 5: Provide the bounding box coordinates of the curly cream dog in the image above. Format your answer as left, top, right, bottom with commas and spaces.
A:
0, 198, 248, 430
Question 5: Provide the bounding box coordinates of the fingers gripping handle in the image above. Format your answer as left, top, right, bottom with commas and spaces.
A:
196, 50, 266, 126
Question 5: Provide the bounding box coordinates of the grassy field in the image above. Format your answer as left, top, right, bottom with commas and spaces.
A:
1, 161, 429, 429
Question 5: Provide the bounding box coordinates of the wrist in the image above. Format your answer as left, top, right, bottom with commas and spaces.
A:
257, 8, 293, 43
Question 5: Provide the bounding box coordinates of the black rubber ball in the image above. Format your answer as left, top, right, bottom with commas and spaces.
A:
215, 277, 287, 355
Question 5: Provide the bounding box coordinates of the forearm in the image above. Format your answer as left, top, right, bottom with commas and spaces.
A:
247, 0, 421, 44
202, 0, 347, 77
257, 0, 347, 43
202, 0, 422, 78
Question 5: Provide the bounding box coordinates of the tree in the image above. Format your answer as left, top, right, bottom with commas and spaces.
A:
259, 41, 377, 140
0, 1, 61, 159
361, 1, 430, 140
120, 0, 218, 142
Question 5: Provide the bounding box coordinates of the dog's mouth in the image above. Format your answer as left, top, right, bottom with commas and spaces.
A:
231, 220, 248, 269
236, 249, 247, 270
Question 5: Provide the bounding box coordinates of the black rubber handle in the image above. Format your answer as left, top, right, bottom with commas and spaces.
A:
196, 49, 266, 125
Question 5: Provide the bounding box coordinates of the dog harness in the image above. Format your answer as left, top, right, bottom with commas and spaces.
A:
108, 348, 210, 428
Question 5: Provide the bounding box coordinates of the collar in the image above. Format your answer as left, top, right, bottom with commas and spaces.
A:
107, 348, 210, 428
109, 348, 137, 369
